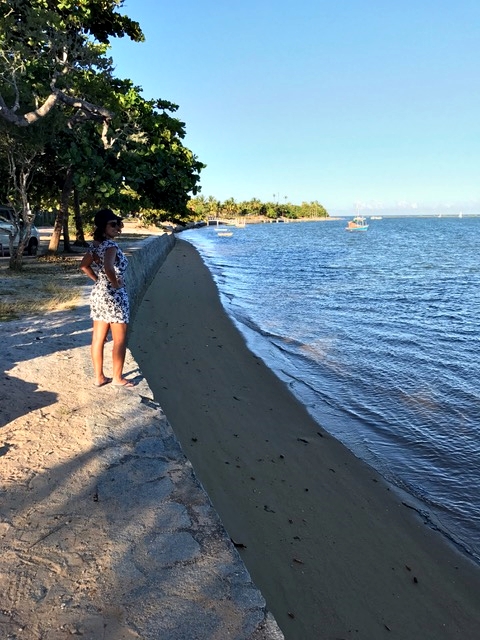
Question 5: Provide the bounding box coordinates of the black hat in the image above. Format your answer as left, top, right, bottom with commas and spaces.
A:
94, 208, 123, 228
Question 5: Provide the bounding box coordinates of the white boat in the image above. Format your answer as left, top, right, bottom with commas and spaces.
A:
345, 215, 369, 231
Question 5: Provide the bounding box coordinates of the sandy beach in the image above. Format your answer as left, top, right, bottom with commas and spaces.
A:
129, 238, 480, 640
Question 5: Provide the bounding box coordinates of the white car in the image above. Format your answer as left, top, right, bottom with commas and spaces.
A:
0, 206, 40, 256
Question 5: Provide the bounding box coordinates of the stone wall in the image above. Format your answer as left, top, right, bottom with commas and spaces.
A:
125, 233, 175, 319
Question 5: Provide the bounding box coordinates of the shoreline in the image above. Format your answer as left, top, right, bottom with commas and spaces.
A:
129, 238, 480, 640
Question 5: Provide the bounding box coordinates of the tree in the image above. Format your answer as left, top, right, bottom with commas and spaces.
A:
0, 112, 62, 267
0, 0, 142, 128
0, 0, 143, 266
221, 197, 239, 218
1, 2, 205, 263
33, 76, 204, 238
111, 88, 204, 221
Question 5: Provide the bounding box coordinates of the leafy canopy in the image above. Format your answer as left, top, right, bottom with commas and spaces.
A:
0, 0, 143, 125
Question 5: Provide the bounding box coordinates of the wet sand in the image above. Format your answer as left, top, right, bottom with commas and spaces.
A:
129, 238, 480, 640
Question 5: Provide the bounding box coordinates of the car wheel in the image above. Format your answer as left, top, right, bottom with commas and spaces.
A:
28, 239, 38, 256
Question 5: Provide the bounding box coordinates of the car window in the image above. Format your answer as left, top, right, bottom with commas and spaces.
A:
0, 207, 14, 223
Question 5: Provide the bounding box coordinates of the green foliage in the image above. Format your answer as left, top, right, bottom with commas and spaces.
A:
0, 1, 143, 123
0, 0, 204, 239
187, 197, 329, 221
105, 80, 204, 217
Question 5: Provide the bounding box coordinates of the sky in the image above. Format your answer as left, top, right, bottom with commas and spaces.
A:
109, 0, 480, 214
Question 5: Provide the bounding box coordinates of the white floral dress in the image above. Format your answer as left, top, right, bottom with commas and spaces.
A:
88, 240, 130, 323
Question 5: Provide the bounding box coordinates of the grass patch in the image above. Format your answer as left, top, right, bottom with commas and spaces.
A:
0, 287, 81, 321
0, 255, 84, 321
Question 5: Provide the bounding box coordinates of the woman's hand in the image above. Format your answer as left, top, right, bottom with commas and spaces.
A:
104, 246, 121, 288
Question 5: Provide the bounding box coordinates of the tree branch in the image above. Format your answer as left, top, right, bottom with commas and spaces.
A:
0, 89, 114, 130
55, 90, 114, 121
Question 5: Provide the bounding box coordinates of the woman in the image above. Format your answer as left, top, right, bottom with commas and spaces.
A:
80, 208, 134, 388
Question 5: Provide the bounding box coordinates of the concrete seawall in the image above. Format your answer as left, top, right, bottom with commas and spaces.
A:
125, 232, 176, 319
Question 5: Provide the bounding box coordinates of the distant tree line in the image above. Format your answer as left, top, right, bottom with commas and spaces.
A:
187, 196, 328, 220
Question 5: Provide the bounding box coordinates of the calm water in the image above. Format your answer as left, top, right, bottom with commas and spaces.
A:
181, 217, 480, 563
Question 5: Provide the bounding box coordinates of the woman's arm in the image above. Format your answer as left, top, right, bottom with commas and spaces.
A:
80, 252, 98, 282
103, 246, 123, 289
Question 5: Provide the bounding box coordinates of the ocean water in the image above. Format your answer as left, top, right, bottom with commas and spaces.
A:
181, 216, 480, 563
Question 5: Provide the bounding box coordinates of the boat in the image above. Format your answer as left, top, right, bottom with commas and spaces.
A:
217, 231, 233, 237
345, 215, 369, 231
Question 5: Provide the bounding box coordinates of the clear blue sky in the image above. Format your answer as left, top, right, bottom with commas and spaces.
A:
109, 0, 480, 214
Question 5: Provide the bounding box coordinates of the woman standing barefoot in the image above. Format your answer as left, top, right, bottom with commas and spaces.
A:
80, 208, 134, 388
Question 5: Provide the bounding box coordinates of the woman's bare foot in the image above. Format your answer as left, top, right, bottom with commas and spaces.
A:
94, 377, 112, 387
112, 378, 135, 388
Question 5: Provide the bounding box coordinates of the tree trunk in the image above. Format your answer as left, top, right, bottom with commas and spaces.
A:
73, 186, 88, 246
8, 216, 31, 270
48, 166, 74, 254
62, 213, 71, 252
8, 166, 33, 271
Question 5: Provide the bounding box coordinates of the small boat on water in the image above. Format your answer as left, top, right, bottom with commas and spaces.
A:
345, 215, 369, 231
217, 231, 233, 237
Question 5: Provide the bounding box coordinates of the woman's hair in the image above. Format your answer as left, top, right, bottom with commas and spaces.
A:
93, 208, 123, 241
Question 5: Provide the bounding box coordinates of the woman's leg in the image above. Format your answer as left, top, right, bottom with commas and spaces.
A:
110, 322, 132, 385
91, 320, 110, 385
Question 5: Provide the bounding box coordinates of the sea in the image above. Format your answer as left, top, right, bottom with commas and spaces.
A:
181, 216, 480, 565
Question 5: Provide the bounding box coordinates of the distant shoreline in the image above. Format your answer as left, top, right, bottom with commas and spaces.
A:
200, 213, 480, 227
203, 215, 341, 225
